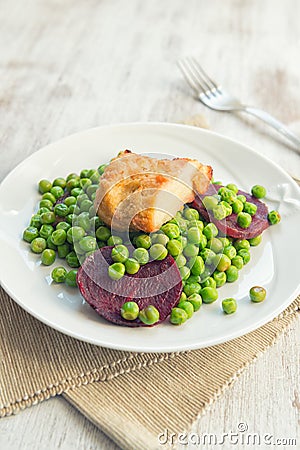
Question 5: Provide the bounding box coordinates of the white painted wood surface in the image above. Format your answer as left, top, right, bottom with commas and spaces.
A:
0, 0, 299, 449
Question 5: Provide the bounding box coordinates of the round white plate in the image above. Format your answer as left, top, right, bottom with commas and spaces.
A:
1, 123, 300, 352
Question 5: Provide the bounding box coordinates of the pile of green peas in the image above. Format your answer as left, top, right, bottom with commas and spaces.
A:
22, 164, 107, 286
202, 183, 266, 229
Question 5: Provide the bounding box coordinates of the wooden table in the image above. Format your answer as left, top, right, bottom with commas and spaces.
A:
1, 0, 299, 448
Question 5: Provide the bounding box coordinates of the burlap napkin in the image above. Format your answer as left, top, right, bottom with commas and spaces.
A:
1, 116, 299, 450
1, 288, 299, 450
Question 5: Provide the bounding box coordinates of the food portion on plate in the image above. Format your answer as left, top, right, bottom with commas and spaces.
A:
22, 150, 281, 328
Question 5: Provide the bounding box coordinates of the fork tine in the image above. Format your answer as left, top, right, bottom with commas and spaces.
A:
177, 59, 207, 95
189, 58, 220, 91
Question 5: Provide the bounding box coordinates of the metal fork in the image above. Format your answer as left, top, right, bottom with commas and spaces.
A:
178, 57, 300, 153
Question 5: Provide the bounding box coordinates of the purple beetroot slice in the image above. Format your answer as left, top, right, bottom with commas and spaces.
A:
77, 247, 182, 327
191, 185, 269, 239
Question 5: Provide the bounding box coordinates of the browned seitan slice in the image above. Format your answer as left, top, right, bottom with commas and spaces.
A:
95, 150, 212, 233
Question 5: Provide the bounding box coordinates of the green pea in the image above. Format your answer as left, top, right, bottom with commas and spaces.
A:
268, 210, 281, 225
190, 255, 205, 276
51, 266, 67, 283
203, 223, 218, 240
200, 287, 218, 304
88, 170, 100, 184
183, 243, 199, 258
200, 248, 216, 265
39, 224, 54, 239
135, 234, 152, 249
66, 251, 80, 268
39, 199, 53, 210
52, 229, 67, 246
198, 234, 207, 250
57, 243, 70, 258
53, 203, 69, 218
63, 196, 76, 207
80, 199, 93, 213
225, 265, 239, 282
53, 177, 66, 189
66, 173, 79, 182
80, 178, 92, 190
232, 199, 244, 214
219, 237, 230, 248
37, 207, 51, 215
23, 226, 39, 243
80, 169, 90, 179
77, 193, 89, 206
243, 202, 257, 216
212, 204, 227, 220
160, 223, 180, 239
30, 237, 47, 253
42, 192, 56, 203
151, 233, 169, 246
50, 186, 64, 199
79, 236, 97, 252
226, 183, 239, 194
41, 249, 56, 266
177, 218, 189, 233
150, 244, 168, 261
237, 212, 252, 228
38, 179, 52, 194
56, 221, 71, 232
65, 269, 78, 287
201, 277, 217, 289
90, 216, 102, 230
133, 247, 149, 265
214, 254, 231, 272
213, 270, 227, 287
67, 226, 85, 244
177, 235, 188, 248
179, 292, 187, 303
249, 235, 262, 246
77, 212, 90, 231
40, 211, 55, 225
86, 184, 98, 198
98, 164, 107, 175
71, 187, 82, 197
200, 267, 211, 282
183, 208, 199, 221
167, 239, 183, 257
170, 307, 188, 325
208, 237, 223, 254
66, 177, 80, 192
108, 262, 125, 280
111, 244, 129, 263
250, 286, 266, 302
220, 201, 232, 217
187, 226, 202, 244
46, 235, 57, 250
237, 194, 246, 203
251, 185, 266, 199
95, 226, 110, 242
238, 249, 251, 264
234, 239, 250, 251
139, 305, 160, 325
121, 301, 139, 320
124, 258, 140, 274
184, 282, 201, 297
179, 266, 191, 281
223, 245, 237, 260
218, 187, 237, 204
177, 301, 194, 319
202, 195, 219, 211
187, 293, 202, 311
222, 298, 237, 314
107, 235, 123, 246
231, 255, 244, 270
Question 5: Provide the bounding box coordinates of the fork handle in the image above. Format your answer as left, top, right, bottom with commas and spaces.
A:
243, 106, 300, 152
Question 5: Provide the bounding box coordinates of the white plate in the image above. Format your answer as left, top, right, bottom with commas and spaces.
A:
1, 123, 300, 352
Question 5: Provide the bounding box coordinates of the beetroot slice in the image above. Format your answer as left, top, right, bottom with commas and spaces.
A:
77, 247, 182, 327
191, 185, 269, 239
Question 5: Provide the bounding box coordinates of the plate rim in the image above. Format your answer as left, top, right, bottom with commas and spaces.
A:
1, 121, 300, 352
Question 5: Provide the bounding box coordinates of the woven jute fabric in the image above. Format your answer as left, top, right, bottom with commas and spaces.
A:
1, 287, 299, 450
